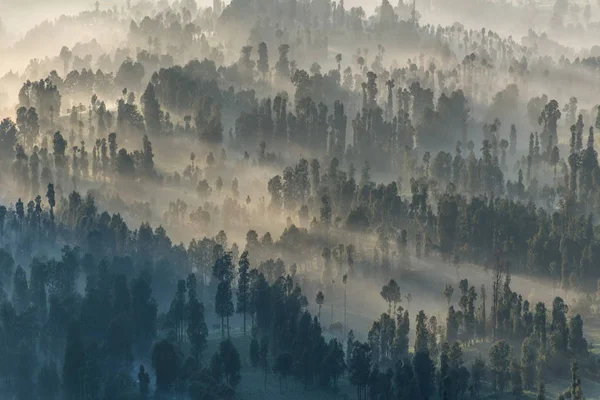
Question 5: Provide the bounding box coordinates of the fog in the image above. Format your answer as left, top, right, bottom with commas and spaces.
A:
1, 0, 600, 398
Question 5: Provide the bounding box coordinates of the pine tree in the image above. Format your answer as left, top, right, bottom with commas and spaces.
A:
215, 280, 234, 338
16, 343, 35, 400
63, 322, 86, 400
537, 380, 546, 400
446, 306, 459, 343
138, 365, 150, 398
12, 265, 29, 313
141, 82, 162, 136
214, 252, 234, 337
169, 279, 187, 342
131, 270, 158, 354
571, 361, 583, 400
415, 310, 429, 352
250, 336, 260, 367
439, 342, 450, 400
349, 341, 371, 400
219, 339, 241, 387
511, 359, 524, 399
316, 291, 325, 321
37, 361, 60, 400
237, 250, 251, 334
187, 294, 208, 360
274, 352, 294, 392
521, 337, 537, 390
257, 42, 269, 78
151, 339, 180, 392
46, 183, 55, 227
260, 336, 269, 389
443, 284, 454, 307
412, 348, 434, 400
568, 314, 588, 357
470, 357, 486, 399
141, 134, 154, 179
489, 339, 511, 393
533, 302, 547, 346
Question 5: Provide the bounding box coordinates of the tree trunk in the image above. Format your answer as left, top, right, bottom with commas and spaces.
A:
243, 311, 246, 335
264, 369, 267, 390
344, 285, 347, 338
330, 303, 334, 327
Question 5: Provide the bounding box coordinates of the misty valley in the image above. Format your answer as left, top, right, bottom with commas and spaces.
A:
1, 0, 600, 399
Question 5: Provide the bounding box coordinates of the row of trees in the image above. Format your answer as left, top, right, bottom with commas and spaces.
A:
349, 267, 591, 400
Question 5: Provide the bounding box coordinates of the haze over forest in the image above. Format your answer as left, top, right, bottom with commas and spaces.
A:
2, 0, 600, 399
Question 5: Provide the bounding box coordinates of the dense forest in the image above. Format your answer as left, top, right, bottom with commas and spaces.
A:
1, 0, 600, 399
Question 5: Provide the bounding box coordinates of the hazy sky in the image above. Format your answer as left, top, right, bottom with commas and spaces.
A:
0, 0, 122, 36
0, 0, 379, 37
